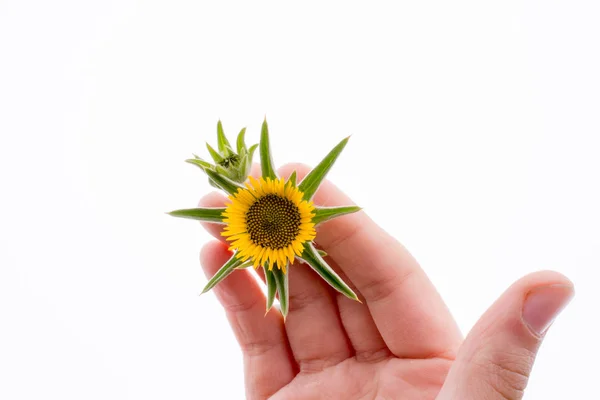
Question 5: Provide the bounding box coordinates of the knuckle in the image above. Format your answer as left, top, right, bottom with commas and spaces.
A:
320, 219, 362, 254
297, 349, 352, 373
223, 296, 260, 314
354, 347, 392, 363
240, 338, 281, 358
288, 286, 327, 313
360, 264, 415, 303
474, 347, 535, 399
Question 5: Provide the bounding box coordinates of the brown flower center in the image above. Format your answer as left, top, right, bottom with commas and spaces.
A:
246, 194, 301, 249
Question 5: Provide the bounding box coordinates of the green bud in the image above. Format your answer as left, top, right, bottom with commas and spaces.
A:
192, 121, 258, 184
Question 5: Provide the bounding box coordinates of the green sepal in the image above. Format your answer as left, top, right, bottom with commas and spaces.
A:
264, 267, 277, 313
298, 136, 349, 201
239, 145, 247, 160
317, 249, 328, 258
248, 144, 258, 167
272, 266, 289, 318
185, 158, 213, 170
239, 153, 249, 175
167, 207, 226, 223
215, 165, 229, 177
216, 120, 232, 153
286, 171, 297, 187
312, 205, 362, 225
300, 243, 358, 301
222, 145, 235, 158
205, 169, 245, 195
201, 254, 243, 294
259, 119, 277, 179
235, 261, 254, 269
206, 143, 224, 163
236, 127, 247, 154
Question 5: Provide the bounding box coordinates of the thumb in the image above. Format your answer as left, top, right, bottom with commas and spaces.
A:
437, 271, 574, 400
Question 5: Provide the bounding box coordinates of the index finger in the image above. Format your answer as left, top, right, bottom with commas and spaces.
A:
281, 163, 462, 359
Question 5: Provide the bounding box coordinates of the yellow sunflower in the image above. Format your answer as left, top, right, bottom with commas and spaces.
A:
221, 176, 316, 272
170, 119, 361, 317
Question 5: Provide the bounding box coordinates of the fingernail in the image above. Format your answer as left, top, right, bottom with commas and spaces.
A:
522, 284, 574, 336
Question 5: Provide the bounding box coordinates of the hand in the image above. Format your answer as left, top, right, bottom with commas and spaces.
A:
199, 164, 574, 400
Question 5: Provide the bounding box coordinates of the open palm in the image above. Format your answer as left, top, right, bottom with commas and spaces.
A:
200, 164, 573, 400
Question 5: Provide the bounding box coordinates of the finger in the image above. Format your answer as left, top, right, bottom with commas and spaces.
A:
437, 271, 574, 400
200, 241, 296, 399
329, 258, 391, 362
284, 261, 353, 372
277, 164, 390, 363
280, 163, 462, 359
278, 167, 390, 369
278, 167, 390, 362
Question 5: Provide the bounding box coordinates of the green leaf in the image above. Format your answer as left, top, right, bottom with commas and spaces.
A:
205, 169, 245, 195
273, 267, 289, 318
264, 267, 277, 313
317, 249, 328, 258
259, 119, 277, 179
286, 170, 297, 187
167, 207, 226, 223
298, 136, 349, 200
201, 254, 243, 294
300, 243, 358, 301
185, 158, 213, 170
312, 206, 362, 225
206, 143, 224, 163
236, 127, 247, 154
216, 120, 232, 153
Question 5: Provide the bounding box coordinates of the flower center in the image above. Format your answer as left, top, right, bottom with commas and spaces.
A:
218, 154, 239, 168
246, 194, 301, 249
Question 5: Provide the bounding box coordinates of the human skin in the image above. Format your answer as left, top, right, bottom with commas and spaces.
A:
198, 163, 574, 400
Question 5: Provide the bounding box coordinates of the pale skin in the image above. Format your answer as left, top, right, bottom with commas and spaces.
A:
199, 163, 574, 400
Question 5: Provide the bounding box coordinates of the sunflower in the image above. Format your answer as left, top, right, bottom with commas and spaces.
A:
170, 119, 361, 317
221, 176, 316, 272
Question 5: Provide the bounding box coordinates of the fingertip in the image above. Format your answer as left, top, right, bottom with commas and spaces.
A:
510, 270, 574, 297
277, 163, 311, 179
198, 191, 228, 208
437, 270, 575, 399
250, 163, 261, 178
522, 283, 574, 336
196, 193, 229, 240
200, 240, 232, 275
471, 270, 574, 338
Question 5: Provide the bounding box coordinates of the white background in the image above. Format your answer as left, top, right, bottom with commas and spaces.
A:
1, 1, 598, 399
